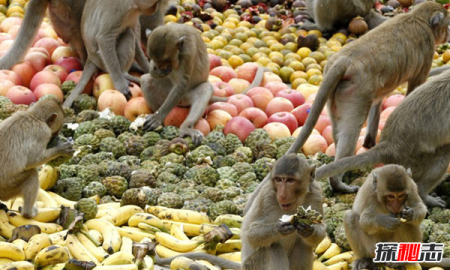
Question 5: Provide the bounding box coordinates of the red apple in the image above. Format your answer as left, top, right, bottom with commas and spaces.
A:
210, 66, 237, 83
0, 17, 22, 33
208, 75, 222, 84
251, 93, 273, 111
0, 33, 12, 44
303, 134, 328, 156
264, 81, 289, 96
0, 40, 13, 52
261, 72, 282, 87
356, 146, 369, 155
276, 89, 305, 107
291, 103, 311, 126
129, 83, 143, 98
355, 136, 366, 154
265, 97, 294, 117
28, 47, 50, 58
207, 109, 232, 130
247, 87, 273, 98
207, 101, 238, 117
43, 65, 68, 83
239, 107, 268, 128
208, 53, 222, 71
224, 116, 256, 142
213, 81, 234, 97
164, 106, 190, 127
194, 118, 210, 136
7, 24, 21, 39
93, 73, 115, 99
98, 90, 127, 116
30, 70, 61, 91
236, 62, 260, 83
33, 37, 59, 56
0, 79, 15, 96
6, 85, 36, 105
322, 125, 334, 145
383, 94, 405, 109
293, 127, 320, 137
297, 84, 319, 99
65, 71, 94, 95
24, 52, 51, 72
305, 92, 318, 104
33, 83, 64, 102
326, 143, 336, 156
124, 97, 152, 121
0, 70, 22, 85
314, 115, 331, 134
268, 112, 298, 134
228, 78, 250, 94
55, 56, 83, 73
380, 106, 396, 122
263, 122, 291, 141
51, 46, 78, 63
227, 94, 254, 114
11, 61, 36, 88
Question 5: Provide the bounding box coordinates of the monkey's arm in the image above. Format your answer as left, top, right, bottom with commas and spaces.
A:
359, 212, 400, 234
245, 221, 286, 248
403, 196, 427, 226
25, 142, 74, 170
299, 222, 326, 248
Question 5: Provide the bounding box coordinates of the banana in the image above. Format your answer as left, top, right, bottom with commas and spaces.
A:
76, 232, 109, 262
89, 229, 104, 244
327, 261, 348, 270
199, 223, 217, 234
25, 233, 53, 261
102, 205, 143, 226
32, 207, 61, 223
138, 222, 162, 233
96, 208, 119, 219
92, 264, 138, 270
230, 227, 241, 239
65, 233, 101, 265
405, 264, 422, 270
47, 191, 76, 208
40, 263, 66, 270
120, 236, 133, 254
0, 258, 13, 265
428, 267, 444, 270
48, 230, 69, 246
198, 260, 221, 270
169, 256, 209, 270
213, 214, 243, 228
170, 224, 189, 241
161, 220, 200, 237
33, 245, 70, 268
11, 239, 27, 252
38, 189, 59, 208
218, 251, 241, 262
0, 242, 26, 261
0, 261, 34, 270
7, 212, 63, 234
116, 226, 155, 242
313, 260, 328, 270
101, 251, 134, 266
315, 236, 332, 254
39, 165, 59, 190
319, 243, 341, 262
142, 255, 154, 270
323, 251, 355, 266
216, 239, 242, 253
85, 219, 122, 254
10, 198, 24, 212
128, 213, 169, 233
97, 202, 121, 210
155, 244, 183, 258
0, 209, 15, 239
148, 206, 211, 225
155, 232, 201, 252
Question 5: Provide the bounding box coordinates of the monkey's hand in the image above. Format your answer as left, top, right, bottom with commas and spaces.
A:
400, 207, 414, 222
143, 113, 164, 131
276, 220, 296, 235
296, 223, 314, 238
180, 128, 204, 145
382, 216, 402, 232
116, 80, 132, 100
54, 141, 75, 156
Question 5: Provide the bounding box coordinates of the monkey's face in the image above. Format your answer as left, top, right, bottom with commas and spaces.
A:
272, 176, 307, 213
150, 59, 173, 78
383, 192, 407, 214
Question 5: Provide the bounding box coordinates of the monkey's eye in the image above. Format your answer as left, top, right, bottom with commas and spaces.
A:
274, 177, 282, 183
398, 194, 406, 199
286, 178, 295, 183
387, 195, 395, 200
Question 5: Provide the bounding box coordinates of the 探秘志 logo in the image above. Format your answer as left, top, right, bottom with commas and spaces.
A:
374, 242, 443, 263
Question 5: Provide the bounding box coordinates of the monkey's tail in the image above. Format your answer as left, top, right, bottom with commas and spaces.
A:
0, 0, 48, 70
286, 61, 347, 155
315, 147, 383, 180
155, 254, 241, 269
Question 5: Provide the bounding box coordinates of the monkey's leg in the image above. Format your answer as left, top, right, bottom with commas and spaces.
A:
133, 36, 150, 74
140, 74, 172, 113
16, 169, 39, 218
242, 244, 289, 270
179, 82, 213, 145
289, 240, 314, 270
406, 72, 428, 96
363, 101, 382, 149
63, 60, 98, 107
68, 36, 87, 65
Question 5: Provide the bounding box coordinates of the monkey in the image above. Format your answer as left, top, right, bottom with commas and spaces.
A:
284, 1, 450, 194
344, 165, 427, 270
0, 98, 73, 218
300, 0, 388, 34
141, 23, 266, 144
427, 64, 450, 77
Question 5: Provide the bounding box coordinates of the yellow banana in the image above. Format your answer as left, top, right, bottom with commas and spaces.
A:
116, 226, 155, 242
48, 230, 68, 247
101, 251, 134, 266
155, 244, 183, 258
137, 222, 162, 233
128, 213, 168, 233
39, 165, 59, 190
142, 255, 154, 270
198, 260, 221, 270
161, 220, 200, 237
76, 232, 109, 262
327, 261, 348, 270
11, 239, 27, 252
97, 202, 121, 210
25, 233, 53, 261
0, 242, 26, 261
103, 205, 144, 226
313, 260, 329, 270
315, 236, 332, 254
0, 209, 14, 239
120, 236, 133, 254
33, 245, 70, 268
170, 224, 189, 241
405, 264, 422, 270
155, 232, 201, 252
37, 189, 58, 208
323, 251, 355, 266
148, 207, 211, 225
40, 263, 66, 270
218, 251, 241, 262
230, 227, 241, 239
32, 207, 61, 223
96, 208, 119, 219
7, 212, 63, 234
47, 191, 76, 208
0, 258, 13, 265
216, 239, 242, 253
428, 267, 444, 270
169, 256, 209, 270
199, 223, 217, 234
92, 264, 137, 270
319, 243, 341, 262
89, 229, 104, 244
85, 219, 122, 254
10, 198, 24, 212
0, 261, 34, 270
213, 214, 243, 228
65, 233, 101, 265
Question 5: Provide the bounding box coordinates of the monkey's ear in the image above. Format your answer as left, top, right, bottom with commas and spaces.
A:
46, 113, 58, 125
177, 36, 186, 49
406, 168, 412, 177
431, 12, 445, 28
145, 29, 152, 38
309, 164, 316, 182
266, 162, 274, 171
372, 172, 378, 191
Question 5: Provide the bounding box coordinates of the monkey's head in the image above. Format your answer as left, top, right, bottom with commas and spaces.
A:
372, 165, 413, 214
29, 98, 65, 139
146, 26, 185, 78
133, 0, 160, 15
270, 154, 316, 213
413, 1, 450, 45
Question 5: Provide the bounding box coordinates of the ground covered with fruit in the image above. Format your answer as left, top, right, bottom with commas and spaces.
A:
0, 0, 449, 269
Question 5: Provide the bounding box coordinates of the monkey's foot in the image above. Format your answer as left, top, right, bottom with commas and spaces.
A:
330, 176, 359, 193
425, 195, 446, 208
353, 259, 376, 270
143, 114, 164, 131
116, 81, 132, 100
180, 128, 204, 145
21, 206, 37, 219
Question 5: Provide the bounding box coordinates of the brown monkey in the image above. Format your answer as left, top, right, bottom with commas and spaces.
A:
344, 165, 427, 270
286, 1, 450, 194
141, 24, 266, 144
301, 0, 388, 33
314, 68, 450, 208
0, 99, 73, 218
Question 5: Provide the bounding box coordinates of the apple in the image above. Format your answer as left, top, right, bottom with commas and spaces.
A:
129, 83, 143, 98
11, 61, 36, 88
227, 94, 254, 114
207, 109, 232, 130
291, 103, 311, 126
208, 75, 222, 84
207, 101, 238, 117
28, 47, 50, 58
24, 52, 51, 72
51, 46, 78, 63
33, 37, 59, 56
208, 53, 222, 71
30, 70, 61, 91
124, 97, 152, 121
55, 56, 83, 73
0, 70, 22, 85
297, 83, 319, 99
0, 79, 15, 96
314, 115, 331, 133
98, 90, 127, 116
263, 122, 291, 141
305, 91, 317, 103
164, 106, 190, 127
239, 107, 268, 128
194, 118, 211, 136
322, 125, 334, 145
265, 97, 294, 117
247, 87, 273, 98
276, 89, 305, 107
383, 94, 404, 109
292, 126, 320, 137
356, 146, 369, 155
0, 17, 22, 33
228, 78, 250, 94
236, 62, 260, 83
355, 136, 366, 154
210, 66, 237, 83
380, 106, 396, 122
43, 65, 68, 83
33, 83, 64, 102
326, 143, 336, 156
251, 93, 273, 111
0, 40, 13, 52
213, 81, 234, 97
7, 24, 21, 39
261, 72, 282, 87
93, 73, 115, 99
379, 120, 387, 131
65, 71, 94, 95
224, 116, 256, 142
0, 33, 12, 44
268, 112, 298, 133
264, 81, 288, 96
302, 134, 328, 156
359, 127, 381, 143
6, 85, 36, 105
